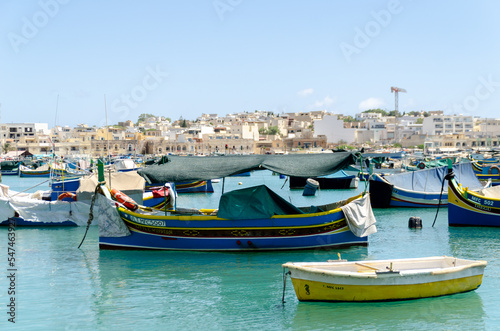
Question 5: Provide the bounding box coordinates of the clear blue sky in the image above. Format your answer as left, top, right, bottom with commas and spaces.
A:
1, 0, 499, 128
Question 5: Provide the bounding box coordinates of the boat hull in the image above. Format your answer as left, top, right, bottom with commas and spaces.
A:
284, 256, 486, 302
1, 169, 19, 176
448, 177, 500, 227
100, 228, 367, 251
99, 193, 370, 251
369, 174, 447, 208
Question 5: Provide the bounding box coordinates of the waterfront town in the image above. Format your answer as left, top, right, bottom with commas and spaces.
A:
1, 109, 499, 158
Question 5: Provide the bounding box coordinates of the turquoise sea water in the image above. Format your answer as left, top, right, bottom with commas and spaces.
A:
1, 173, 500, 330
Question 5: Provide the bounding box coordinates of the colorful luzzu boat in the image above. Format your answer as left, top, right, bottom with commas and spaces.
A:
471, 162, 500, 186
448, 169, 500, 227
283, 256, 486, 302
95, 153, 377, 251
369, 162, 485, 208
97, 184, 376, 251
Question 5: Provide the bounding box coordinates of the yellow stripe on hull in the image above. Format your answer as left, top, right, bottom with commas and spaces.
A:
290, 275, 483, 301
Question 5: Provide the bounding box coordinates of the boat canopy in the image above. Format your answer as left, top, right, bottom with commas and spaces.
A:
381, 162, 483, 192
217, 185, 304, 220
137, 152, 358, 183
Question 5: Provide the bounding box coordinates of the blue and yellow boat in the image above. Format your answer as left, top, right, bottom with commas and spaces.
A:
97, 153, 375, 251
448, 169, 500, 226
98, 185, 374, 251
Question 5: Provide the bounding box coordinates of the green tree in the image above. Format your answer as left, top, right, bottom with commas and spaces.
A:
363, 108, 388, 116
342, 115, 356, 122
416, 118, 423, 124
267, 126, 280, 135
136, 113, 156, 125
2, 143, 11, 153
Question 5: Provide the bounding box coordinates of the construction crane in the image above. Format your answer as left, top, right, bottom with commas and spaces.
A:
391, 86, 406, 113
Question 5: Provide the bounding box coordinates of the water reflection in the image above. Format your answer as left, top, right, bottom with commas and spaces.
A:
289, 291, 485, 330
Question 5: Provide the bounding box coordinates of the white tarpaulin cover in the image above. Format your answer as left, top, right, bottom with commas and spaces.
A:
95, 193, 131, 237
340, 194, 377, 237
0, 184, 91, 225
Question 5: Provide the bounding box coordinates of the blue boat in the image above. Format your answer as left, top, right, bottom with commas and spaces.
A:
369, 162, 485, 208
0, 171, 147, 226
448, 170, 500, 227
0, 161, 20, 175
97, 153, 376, 251
472, 161, 500, 186
98, 185, 374, 251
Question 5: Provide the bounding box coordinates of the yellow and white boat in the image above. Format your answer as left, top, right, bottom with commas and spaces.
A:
283, 256, 486, 302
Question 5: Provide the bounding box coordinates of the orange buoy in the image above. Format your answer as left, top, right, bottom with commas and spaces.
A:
57, 192, 77, 201
110, 188, 139, 211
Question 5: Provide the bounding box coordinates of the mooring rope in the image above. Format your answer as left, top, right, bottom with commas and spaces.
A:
282, 268, 291, 304
10, 179, 51, 198
78, 184, 101, 248
432, 171, 453, 227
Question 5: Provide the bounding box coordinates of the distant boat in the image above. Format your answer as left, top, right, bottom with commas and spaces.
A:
0, 171, 146, 226
283, 256, 486, 302
19, 164, 50, 177
472, 161, 500, 186
113, 159, 142, 172
369, 162, 485, 208
0, 161, 20, 176
289, 170, 358, 189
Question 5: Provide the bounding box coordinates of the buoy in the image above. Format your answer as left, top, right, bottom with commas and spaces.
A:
279, 174, 286, 179
57, 192, 77, 201
488, 165, 500, 175
238, 182, 242, 185
111, 188, 139, 211
303, 178, 319, 196
408, 216, 422, 228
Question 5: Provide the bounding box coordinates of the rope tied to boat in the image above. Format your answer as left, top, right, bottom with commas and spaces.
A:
78, 183, 101, 248
432, 170, 454, 227
282, 268, 291, 304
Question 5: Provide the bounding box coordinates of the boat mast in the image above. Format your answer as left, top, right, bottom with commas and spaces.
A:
104, 95, 111, 187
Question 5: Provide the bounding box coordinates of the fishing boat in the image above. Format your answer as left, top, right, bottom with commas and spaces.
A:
0, 171, 146, 226
283, 256, 487, 302
96, 153, 377, 251
19, 164, 51, 177
113, 158, 142, 172
471, 162, 500, 186
0, 161, 20, 175
369, 162, 485, 208
289, 170, 358, 189
448, 169, 500, 226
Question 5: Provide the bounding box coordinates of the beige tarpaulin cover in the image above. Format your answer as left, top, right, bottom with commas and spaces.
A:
478, 185, 500, 199
77, 171, 145, 204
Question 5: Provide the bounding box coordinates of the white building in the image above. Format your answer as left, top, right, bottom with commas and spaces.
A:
422, 114, 474, 135
314, 115, 356, 143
